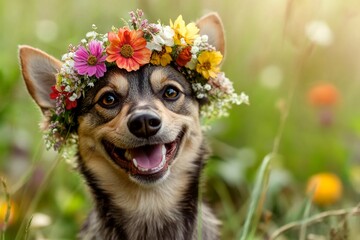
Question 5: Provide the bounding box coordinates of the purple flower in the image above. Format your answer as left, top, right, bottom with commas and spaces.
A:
74, 41, 107, 78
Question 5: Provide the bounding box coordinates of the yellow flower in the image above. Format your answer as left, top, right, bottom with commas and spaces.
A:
170, 15, 199, 45
0, 200, 17, 227
306, 172, 343, 206
150, 46, 173, 66
196, 51, 223, 79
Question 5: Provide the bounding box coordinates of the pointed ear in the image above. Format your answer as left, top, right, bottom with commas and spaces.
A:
19, 45, 62, 113
197, 12, 226, 57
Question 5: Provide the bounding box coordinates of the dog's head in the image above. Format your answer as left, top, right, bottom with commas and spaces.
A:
19, 13, 225, 186
76, 64, 203, 185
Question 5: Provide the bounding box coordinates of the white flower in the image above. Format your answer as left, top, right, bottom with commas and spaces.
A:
86, 31, 97, 39
180, 38, 186, 45
31, 213, 52, 228
61, 52, 75, 61
238, 92, 250, 105
204, 84, 212, 91
201, 35, 208, 43
65, 67, 73, 75
64, 85, 71, 92
61, 53, 69, 61
146, 36, 164, 51
192, 83, 202, 91
208, 72, 234, 94
81, 39, 87, 44
62, 60, 75, 75
66, 59, 74, 68
146, 24, 174, 51
197, 93, 205, 99
102, 34, 108, 42
305, 20, 333, 46
161, 25, 175, 45
191, 46, 199, 55
193, 36, 202, 46
69, 93, 77, 101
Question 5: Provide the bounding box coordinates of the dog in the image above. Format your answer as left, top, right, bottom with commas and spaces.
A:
19, 12, 226, 239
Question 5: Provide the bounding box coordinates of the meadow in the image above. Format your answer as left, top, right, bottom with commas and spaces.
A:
0, 0, 360, 239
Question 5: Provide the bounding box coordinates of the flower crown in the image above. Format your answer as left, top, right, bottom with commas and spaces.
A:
46, 9, 249, 151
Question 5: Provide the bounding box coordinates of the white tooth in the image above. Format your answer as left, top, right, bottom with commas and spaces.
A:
139, 167, 148, 172
161, 154, 166, 166
162, 145, 166, 155
132, 159, 138, 167
159, 154, 166, 169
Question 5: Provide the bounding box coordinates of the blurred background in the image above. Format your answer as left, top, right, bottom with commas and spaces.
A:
1, 0, 360, 239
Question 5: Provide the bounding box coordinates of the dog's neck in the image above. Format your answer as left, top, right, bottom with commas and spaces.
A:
77, 142, 209, 240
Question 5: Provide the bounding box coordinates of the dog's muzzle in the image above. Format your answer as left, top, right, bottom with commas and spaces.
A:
102, 109, 185, 183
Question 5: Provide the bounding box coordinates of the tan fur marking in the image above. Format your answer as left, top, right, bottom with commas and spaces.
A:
149, 68, 185, 92
106, 71, 129, 97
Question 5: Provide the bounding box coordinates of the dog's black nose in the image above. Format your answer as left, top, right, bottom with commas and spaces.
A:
128, 112, 162, 138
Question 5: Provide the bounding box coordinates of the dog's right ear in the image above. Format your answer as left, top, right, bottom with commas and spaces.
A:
197, 13, 226, 57
19, 45, 62, 113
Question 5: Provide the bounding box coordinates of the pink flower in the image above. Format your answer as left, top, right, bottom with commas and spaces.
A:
74, 41, 107, 78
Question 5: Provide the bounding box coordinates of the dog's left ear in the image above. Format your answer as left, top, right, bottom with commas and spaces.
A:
19, 45, 62, 113
197, 12, 226, 57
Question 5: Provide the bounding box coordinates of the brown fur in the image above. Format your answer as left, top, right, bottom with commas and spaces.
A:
19, 12, 226, 239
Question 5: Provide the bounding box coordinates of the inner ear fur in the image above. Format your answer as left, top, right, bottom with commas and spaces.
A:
19, 45, 62, 113
196, 12, 226, 57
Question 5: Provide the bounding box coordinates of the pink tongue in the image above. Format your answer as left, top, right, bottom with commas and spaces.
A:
133, 144, 163, 169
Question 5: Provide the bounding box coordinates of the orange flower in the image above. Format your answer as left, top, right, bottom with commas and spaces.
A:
306, 172, 343, 206
106, 28, 152, 71
308, 83, 339, 107
176, 46, 192, 67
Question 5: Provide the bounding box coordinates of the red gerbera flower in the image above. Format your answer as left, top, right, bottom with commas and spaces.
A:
50, 86, 77, 110
106, 28, 151, 71
50, 85, 64, 100
176, 46, 192, 67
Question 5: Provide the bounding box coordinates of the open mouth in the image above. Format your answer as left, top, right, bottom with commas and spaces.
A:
102, 131, 184, 181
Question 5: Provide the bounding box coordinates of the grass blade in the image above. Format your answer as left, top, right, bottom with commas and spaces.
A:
299, 195, 313, 240
239, 154, 272, 240
1, 178, 11, 240
23, 216, 33, 240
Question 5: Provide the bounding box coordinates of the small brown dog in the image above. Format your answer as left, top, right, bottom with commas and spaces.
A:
19, 11, 229, 239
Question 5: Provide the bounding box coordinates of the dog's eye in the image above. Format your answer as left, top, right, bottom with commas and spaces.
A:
98, 92, 118, 108
163, 86, 180, 100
